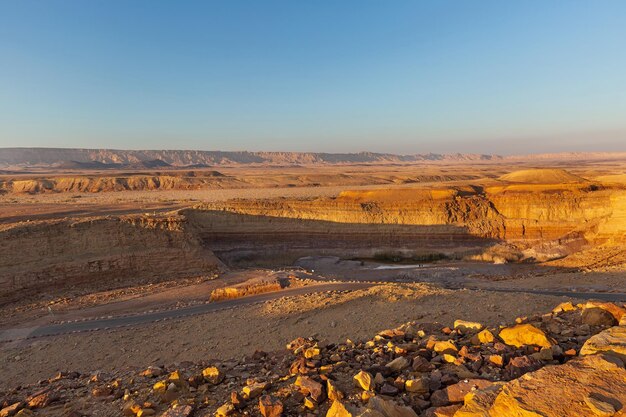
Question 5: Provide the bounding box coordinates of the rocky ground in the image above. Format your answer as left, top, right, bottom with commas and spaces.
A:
0, 284, 574, 391
2, 299, 625, 417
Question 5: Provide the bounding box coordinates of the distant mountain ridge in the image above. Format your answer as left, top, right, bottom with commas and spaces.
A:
0, 147, 625, 168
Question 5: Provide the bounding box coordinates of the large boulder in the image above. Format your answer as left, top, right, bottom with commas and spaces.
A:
581, 308, 617, 327
583, 301, 626, 323
580, 326, 626, 362
498, 324, 553, 348
453, 354, 626, 417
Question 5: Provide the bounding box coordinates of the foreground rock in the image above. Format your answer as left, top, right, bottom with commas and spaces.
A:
580, 326, 626, 361
1, 301, 625, 417
455, 353, 626, 416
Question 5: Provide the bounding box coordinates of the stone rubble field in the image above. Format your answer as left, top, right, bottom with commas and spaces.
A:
2, 300, 626, 417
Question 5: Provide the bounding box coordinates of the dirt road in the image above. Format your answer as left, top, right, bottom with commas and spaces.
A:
0, 282, 374, 342
2, 279, 625, 343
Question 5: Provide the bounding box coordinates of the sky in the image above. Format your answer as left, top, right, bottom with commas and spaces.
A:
0, 1, 625, 154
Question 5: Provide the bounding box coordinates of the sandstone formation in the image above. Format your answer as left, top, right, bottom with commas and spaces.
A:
0, 214, 221, 304
0, 173, 235, 194
197, 179, 626, 257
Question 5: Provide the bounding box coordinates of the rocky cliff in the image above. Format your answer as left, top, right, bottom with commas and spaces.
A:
198, 184, 626, 250
0, 173, 235, 194
0, 215, 222, 305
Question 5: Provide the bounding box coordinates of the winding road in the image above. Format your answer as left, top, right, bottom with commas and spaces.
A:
2, 281, 625, 343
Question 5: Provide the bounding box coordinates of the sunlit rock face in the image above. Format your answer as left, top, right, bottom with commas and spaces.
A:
197, 182, 626, 243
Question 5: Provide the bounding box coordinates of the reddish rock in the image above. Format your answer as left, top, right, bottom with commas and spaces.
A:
505, 355, 543, 380
430, 379, 494, 406
294, 376, 325, 402
25, 390, 57, 409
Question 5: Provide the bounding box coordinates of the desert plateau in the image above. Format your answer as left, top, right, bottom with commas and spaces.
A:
2, 149, 626, 417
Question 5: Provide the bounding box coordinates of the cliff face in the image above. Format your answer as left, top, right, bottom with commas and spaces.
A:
0, 215, 221, 304
198, 185, 626, 245
0, 174, 235, 194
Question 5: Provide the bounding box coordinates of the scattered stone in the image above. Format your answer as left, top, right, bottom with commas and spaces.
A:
215, 403, 234, 417
242, 381, 269, 399
295, 376, 325, 402
454, 320, 483, 332
327, 379, 344, 401
202, 366, 224, 384
3, 301, 622, 417
405, 376, 429, 394
91, 385, 113, 397
353, 371, 374, 391
412, 356, 434, 372
259, 395, 283, 417
304, 347, 321, 359
0, 403, 23, 417
488, 354, 504, 367
470, 329, 495, 345
431, 379, 493, 406
432, 340, 458, 354
366, 396, 418, 417
505, 355, 543, 379
159, 405, 193, 417
327, 400, 353, 417
140, 366, 165, 378
379, 383, 399, 396
25, 390, 56, 409
386, 356, 410, 372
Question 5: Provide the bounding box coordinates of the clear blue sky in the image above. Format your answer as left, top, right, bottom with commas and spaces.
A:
1, 1, 625, 154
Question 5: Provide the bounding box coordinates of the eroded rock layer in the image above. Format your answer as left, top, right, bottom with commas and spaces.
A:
0, 215, 221, 304
199, 184, 626, 244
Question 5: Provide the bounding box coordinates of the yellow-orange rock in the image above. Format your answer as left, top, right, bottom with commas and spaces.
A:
498, 324, 553, 348
470, 330, 495, 345
326, 400, 353, 417
454, 320, 483, 332
353, 371, 374, 391
454, 354, 626, 417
